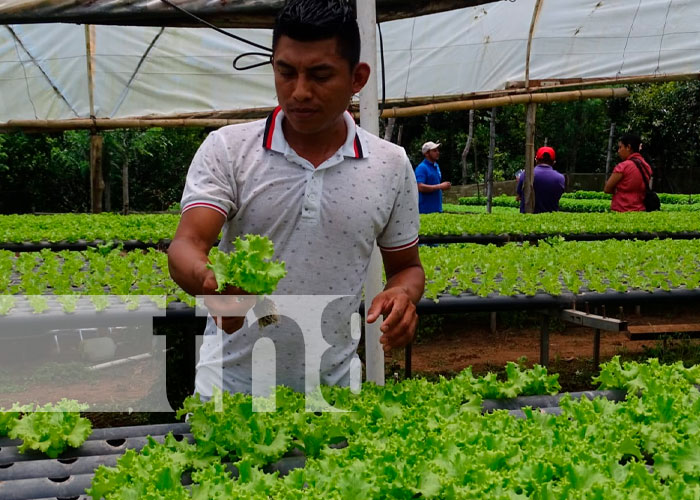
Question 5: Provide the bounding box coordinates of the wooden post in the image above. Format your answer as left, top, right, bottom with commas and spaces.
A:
524, 103, 537, 213
383, 116, 396, 141
85, 24, 103, 213
103, 147, 111, 212
593, 328, 601, 368
540, 312, 550, 366
85, 25, 96, 119
525, 0, 545, 88
90, 133, 104, 213
122, 153, 129, 215
522, 0, 543, 214
486, 107, 496, 213
605, 122, 616, 182
461, 109, 475, 184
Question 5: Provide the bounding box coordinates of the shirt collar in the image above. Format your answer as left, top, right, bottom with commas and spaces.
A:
262, 106, 368, 159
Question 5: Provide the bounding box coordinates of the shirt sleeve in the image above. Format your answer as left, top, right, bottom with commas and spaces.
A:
414, 163, 428, 184
516, 174, 524, 196
612, 161, 631, 176
180, 130, 237, 219
378, 154, 420, 252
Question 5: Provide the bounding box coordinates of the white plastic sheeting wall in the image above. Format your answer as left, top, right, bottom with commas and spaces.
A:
1, 0, 699, 121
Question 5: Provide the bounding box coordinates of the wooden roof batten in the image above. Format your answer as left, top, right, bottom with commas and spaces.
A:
0, 0, 501, 27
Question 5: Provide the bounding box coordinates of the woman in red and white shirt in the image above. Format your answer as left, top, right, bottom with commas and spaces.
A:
604, 133, 653, 212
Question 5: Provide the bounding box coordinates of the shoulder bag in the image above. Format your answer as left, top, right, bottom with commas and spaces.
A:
630, 157, 660, 212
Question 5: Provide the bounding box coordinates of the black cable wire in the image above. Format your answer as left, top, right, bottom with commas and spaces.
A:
159, 0, 389, 112
233, 52, 273, 71
159, 0, 273, 71
159, 0, 389, 104
377, 22, 387, 117
159, 0, 272, 52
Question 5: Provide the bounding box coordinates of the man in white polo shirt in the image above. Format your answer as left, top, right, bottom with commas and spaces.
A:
168, 0, 424, 396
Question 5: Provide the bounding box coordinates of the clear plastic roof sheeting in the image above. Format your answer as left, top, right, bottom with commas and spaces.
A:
1, 0, 699, 121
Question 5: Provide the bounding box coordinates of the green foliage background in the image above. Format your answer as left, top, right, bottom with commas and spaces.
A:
396, 82, 700, 192
1, 82, 699, 214
0, 128, 206, 213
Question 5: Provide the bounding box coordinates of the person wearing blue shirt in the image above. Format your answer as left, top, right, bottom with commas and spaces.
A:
415, 141, 451, 214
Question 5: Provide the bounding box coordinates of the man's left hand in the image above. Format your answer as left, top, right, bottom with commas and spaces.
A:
366, 287, 418, 352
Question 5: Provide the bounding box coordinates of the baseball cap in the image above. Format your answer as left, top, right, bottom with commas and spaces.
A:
536, 146, 556, 161
422, 141, 441, 154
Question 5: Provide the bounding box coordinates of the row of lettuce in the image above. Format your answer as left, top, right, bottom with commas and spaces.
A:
0, 238, 698, 314
466, 190, 700, 204
458, 192, 700, 213
4, 358, 699, 498
2, 210, 700, 244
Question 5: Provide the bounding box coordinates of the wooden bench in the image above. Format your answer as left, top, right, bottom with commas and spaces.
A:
626, 324, 700, 341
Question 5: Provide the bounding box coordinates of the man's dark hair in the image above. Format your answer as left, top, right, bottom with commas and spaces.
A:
272, 0, 361, 69
539, 153, 554, 165
619, 133, 642, 153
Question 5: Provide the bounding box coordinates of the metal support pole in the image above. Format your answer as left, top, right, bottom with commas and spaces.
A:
405, 343, 412, 379
357, 0, 384, 386
540, 313, 549, 366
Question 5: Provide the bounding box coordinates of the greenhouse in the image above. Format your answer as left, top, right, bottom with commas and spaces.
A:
1, 0, 700, 498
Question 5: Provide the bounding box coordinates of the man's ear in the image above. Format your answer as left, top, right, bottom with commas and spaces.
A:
351, 62, 371, 94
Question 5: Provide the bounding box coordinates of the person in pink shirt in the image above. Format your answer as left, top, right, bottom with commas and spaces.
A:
604, 133, 653, 212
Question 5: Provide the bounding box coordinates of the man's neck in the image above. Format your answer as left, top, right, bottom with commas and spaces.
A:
282, 115, 348, 168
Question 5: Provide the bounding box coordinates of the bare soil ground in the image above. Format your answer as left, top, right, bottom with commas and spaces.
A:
0, 359, 161, 409
388, 307, 700, 392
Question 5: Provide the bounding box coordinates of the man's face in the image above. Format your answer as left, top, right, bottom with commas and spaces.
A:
426, 149, 440, 162
617, 141, 632, 161
273, 35, 369, 136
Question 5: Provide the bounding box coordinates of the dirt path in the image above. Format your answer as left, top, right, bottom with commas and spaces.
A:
395, 309, 700, 382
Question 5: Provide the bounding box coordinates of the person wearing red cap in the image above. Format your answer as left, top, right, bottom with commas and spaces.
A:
516, 146, 566, 213
604, 133, 652, 212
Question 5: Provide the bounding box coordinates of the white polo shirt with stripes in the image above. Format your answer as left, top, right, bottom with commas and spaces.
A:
180, 107, 420, 396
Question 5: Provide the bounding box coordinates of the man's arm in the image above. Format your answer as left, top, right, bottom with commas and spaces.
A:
366, 245, 425, 352
168, 207, 249, 333
417, 182, 451, 193
168, 207, 225, 296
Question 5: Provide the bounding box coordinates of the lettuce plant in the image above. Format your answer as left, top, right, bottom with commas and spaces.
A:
8, 399, 91, 458
207, 235, 286, 294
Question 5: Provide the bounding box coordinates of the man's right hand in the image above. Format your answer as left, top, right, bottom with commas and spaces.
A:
169, 207, 252, 334
201, 272, 255, 334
